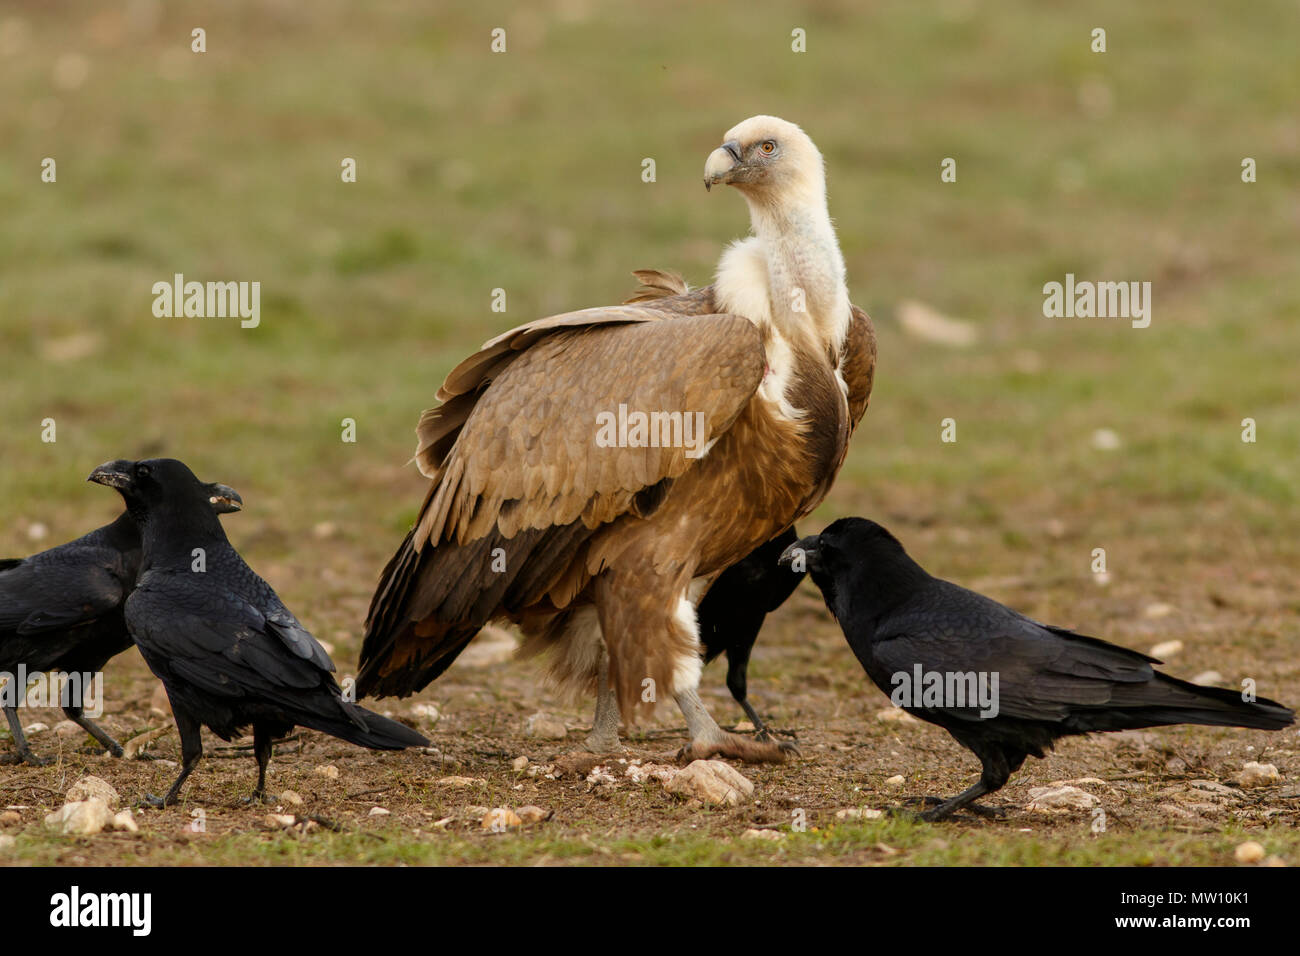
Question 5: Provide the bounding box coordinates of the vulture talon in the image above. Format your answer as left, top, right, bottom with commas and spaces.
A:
676, 731, 793, 765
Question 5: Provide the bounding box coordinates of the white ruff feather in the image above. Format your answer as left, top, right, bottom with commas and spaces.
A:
669, 595, 702, 694
711, 118, 850, 421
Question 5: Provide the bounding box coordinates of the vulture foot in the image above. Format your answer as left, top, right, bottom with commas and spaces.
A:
581, 730, 623, 754
673, 686, 796, 764
675, 732, 794, 765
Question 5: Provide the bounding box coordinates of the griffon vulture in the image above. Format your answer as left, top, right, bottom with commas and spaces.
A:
358, 116, 876, 763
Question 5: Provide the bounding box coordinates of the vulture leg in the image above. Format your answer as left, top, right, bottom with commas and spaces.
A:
594, 565, 792, 764
582, 646, 622, 753
673, 686, 794, 764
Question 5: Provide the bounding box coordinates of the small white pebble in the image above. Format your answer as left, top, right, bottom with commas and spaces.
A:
1235, 762, 1280, 789
1235, 841, 1265, 864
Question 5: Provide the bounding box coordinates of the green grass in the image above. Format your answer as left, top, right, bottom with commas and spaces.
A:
11, 817, 1300, 867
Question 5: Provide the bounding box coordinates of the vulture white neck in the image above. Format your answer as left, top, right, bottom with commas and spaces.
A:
715, 185, 850, 358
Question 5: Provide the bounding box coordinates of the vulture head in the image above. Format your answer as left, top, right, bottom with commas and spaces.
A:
703, 115, 826, 206
704, 115, 847, 353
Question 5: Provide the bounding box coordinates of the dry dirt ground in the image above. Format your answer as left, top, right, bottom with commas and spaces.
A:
3, 562, 1297, 866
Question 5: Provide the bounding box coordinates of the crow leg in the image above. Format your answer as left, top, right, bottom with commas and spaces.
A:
142, 709, 203, 808
739, 698, 769, 737
724, 655, 801, 751
918, 780, 992, 821
674, 686, 796, 764
917, 751, 1015, 822
244, 725, 276, 803
2, 705, 50, 766
903, 794, 1006, 819
61, 704, 124, 757
582, 647, 622, 753
724, 647, 768, 737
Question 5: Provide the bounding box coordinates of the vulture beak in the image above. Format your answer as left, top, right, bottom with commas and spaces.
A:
207, 483, 243, 514
778, 534, 820, 572
87, 460, 135, 491
704, 140, 743, 191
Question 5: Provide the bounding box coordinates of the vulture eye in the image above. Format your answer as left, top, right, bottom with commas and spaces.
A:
760, 141, 776, 154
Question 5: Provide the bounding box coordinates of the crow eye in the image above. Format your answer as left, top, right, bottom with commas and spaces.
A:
137, 465, 151, 477
760, 141, 776, 154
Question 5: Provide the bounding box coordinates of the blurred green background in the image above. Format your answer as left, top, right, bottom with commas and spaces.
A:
1, 0, 1297, 644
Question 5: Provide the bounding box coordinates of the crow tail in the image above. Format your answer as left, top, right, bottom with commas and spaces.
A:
1072, 674, 1295, 734
302, 705, 429, 750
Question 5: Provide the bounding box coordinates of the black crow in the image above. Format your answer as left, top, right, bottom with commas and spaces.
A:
1, 482, 242, 765
697, 526, 804, 740
88, 458, 428, 806
780, 518, 1296, 820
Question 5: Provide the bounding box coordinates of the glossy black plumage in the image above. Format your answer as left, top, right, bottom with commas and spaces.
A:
784, 518, 1295, 820
1, 514, 138, 763
1, 481, 242, 765
697, 526, 803, 738
90, 458, 427, 806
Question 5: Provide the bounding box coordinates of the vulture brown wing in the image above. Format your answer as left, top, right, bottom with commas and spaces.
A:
412, 308, 767, 550
842, 304, 877, 433
435, 305, 663, 403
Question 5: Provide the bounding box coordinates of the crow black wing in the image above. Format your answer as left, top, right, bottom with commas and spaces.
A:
0, 552, 126, 635
125, 570, 355, 726
870, 581, 1156, 724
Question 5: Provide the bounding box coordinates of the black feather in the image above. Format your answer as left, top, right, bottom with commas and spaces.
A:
696, 526, 804, 734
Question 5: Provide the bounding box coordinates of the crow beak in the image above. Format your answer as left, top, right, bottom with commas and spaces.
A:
778, 535, 820, 571
704, 140, 743, 191
207, 484, 243, 514
87, 460, 134, 490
